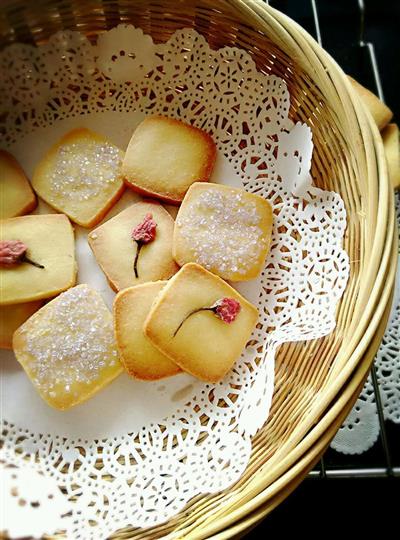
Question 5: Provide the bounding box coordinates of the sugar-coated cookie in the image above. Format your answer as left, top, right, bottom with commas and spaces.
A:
0, 301, 43, 349
0, 150, 36, 219
381, 123, 399, 189
144, 263, 258, 383
173, 182, 273, 281
88, 201, 179, 291
122, 116, 216, 204
0, 214, 76, 305
13, 284, 122, 410
114, 281, 181, 380
32, 128, 125, 227
348, 76, 393, 131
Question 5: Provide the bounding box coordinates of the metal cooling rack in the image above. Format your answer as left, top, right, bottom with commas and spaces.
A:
268, 0, 399, 479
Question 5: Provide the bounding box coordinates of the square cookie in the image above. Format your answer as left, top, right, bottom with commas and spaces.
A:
173, 182, 273, 281
88, 201, 179, 291
32, 128, 125, 227
0, 214, 76, 305
13, 284, 122, 410
0, 301, 43, 349
0, 150, 37, 219
114, 281, 181, 380
144, 263, 258, 383
122, 116, 216, 204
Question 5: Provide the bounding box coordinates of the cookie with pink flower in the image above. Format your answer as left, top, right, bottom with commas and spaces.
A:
144, 263, 258, 383
88, 201, 179, 291
0, 214, 76, 306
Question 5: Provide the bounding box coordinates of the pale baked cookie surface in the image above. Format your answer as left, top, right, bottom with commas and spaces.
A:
0, 150, 36, 219
114, 281, 181, 380
382, 123, 400, 189
88, 201, 179, 291
13, 284, 122, 410
0, 214, 76, 305
173, 183, 273, 281
144, 263, 258, 383
122, 116, 216, 204
347, 75, 393, 131
0, 301, 43, 349
32, 128, 124, 227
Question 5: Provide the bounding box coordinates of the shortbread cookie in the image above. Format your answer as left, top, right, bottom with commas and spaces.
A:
382, 123, 400, 189
173, 183, 273, 281
114, 282, 181, 380
0, 214, 76, 305
0, 150, 36, 219
13, 284, 122, 410
88, 201, 179, 291
348, 76, 393, 131
32, 128, 125, 227
144, 263, 258, 383
122, 116, 216, 204
0, 301, 43, 349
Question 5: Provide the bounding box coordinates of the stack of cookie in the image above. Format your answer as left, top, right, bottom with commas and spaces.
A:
1, 115, 273, 410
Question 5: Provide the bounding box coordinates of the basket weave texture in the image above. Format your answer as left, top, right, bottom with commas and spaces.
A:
0, 0, 396, 538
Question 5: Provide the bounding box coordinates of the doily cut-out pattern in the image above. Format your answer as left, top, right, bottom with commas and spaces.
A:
331, 191, 400, 454
0, 26, 349, 538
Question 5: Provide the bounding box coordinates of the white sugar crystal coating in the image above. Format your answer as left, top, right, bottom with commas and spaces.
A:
176, 189, 266, 275
32, 129, 125, 227
15, 285, 120, 403
50, 141, 122, 201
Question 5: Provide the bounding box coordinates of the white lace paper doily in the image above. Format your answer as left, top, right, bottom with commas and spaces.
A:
331, 191, 399, 454
0, 26, 349, 538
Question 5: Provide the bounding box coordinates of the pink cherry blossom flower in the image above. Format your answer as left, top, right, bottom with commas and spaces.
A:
173, 297, 241, 337
131, 213, 157, 278
211, 297, 241, 323
132, 213, 157, 244
0, 239, 44, 269
0, 240, 27, 265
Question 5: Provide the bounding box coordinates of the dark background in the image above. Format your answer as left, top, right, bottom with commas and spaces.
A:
269, 0, 399, 120
248, 0, 399, 535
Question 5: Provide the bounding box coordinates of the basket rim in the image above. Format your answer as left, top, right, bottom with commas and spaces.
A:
0, 1, 396, 538
154, 1, 397, 536
217, 338, 385, 540
171, 257, 396, 539
218, 290, 394, 540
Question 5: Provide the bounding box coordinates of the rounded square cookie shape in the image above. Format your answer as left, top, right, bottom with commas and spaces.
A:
144, 263, 258, 383
0, 301, 43, 349
173, 183, 273, 281
122, 116, 216, 204
0, 151, 37, 219
88, 201, 179, 291
32, 128, 125, 227
13, 284, 122, 410
0, 214, 76, 305
114, 282, 181, 380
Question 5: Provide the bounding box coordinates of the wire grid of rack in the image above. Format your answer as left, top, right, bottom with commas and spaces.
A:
266, 0, 399, 480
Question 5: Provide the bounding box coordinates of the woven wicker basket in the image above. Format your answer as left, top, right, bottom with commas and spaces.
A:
1, 0, 396, 538
219, 280, 396, 540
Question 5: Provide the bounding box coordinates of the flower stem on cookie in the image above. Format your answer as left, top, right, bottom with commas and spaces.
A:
0, 240, 45, 269
131, 213, 157, 278
173, 297, 241, 337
